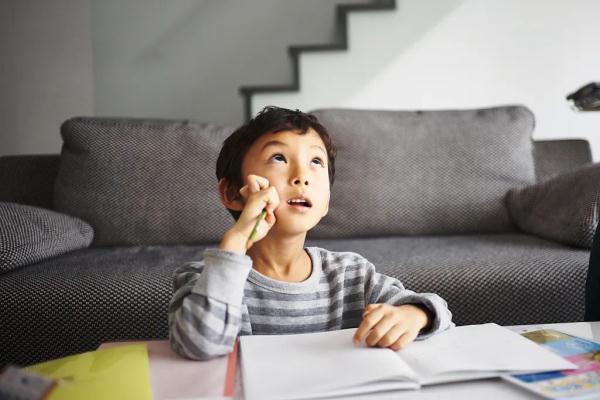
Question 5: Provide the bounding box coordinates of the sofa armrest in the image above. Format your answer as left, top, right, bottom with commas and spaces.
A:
506, 163, 600, 249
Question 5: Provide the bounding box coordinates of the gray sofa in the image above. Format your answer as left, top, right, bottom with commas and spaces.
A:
0, 105, 595, 368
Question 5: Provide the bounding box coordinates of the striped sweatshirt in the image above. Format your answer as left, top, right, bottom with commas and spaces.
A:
168, 247, 454, 360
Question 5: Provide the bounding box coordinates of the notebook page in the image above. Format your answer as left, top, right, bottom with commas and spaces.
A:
240, 328, 418, 400
397, 323, 577, 385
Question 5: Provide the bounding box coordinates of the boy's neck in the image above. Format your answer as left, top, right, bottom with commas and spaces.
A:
247, 233, 312, 283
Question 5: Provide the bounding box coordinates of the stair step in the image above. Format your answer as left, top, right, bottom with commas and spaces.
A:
239, 0, 396, 121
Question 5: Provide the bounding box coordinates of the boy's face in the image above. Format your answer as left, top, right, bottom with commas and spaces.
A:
239, 128, 330, 235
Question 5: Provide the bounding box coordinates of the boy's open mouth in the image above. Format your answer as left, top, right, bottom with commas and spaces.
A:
287, 197, 312, 208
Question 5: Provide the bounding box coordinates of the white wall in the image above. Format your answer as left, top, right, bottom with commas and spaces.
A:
0, 0, 363, 156
92, 0, 364, 127
0, 0, 94, 156
253, 0, 600, 160
3, 0, 599, 158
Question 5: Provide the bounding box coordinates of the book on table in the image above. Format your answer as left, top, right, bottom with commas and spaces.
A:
239, 323, 577, 400
503, 328, 600, 399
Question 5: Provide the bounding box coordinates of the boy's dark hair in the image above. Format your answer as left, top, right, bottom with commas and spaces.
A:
216, 106, 336, 220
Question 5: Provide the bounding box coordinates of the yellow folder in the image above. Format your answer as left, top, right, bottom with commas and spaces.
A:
26, 343, 152, 400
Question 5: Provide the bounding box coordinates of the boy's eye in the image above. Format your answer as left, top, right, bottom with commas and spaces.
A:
271, 154, 286, 163
311, 157, 324, 166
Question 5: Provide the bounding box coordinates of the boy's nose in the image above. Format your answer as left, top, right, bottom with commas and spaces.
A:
292, 177, 309, 186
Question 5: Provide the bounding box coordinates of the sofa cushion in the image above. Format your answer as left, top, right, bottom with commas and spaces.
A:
53, 117, 235, 246
0, 202, 94, 273
308, 106, 536, 238
506, 163, 600, 249
0, 244, 204, 366
307, 234, 588, 326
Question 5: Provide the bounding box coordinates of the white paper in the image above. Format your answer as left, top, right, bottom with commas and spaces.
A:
398, 323, 577, 385
240, 329, 417, 400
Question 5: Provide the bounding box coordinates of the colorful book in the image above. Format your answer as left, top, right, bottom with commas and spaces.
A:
503, 328, 600, 399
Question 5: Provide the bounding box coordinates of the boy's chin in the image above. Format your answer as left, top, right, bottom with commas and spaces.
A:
270, 219, 320, 237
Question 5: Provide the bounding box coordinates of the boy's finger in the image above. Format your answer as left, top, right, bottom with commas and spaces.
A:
363, 303, 381, 317
375, 324, 406, 348
247, 175, 269, 192
365, 316, 398, 347
390, 330, 418, 351
353, 308, 384, 345
266, 187, 280, 209
244, 186, 277, 211
239, 185, 249, 201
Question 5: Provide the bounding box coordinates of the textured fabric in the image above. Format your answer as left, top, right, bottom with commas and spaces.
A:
0, 244, 205, 367
0, 155, 60, 209
0, 235, 586, 367
533, 139, 592, 182
1, 139, 591, 211
506, 163, 600, 249
308, 106, 536, 238
307, 235, 589, 326
53, 117, 235, 246
168, 247, 454, 360
0, 202, 93, 273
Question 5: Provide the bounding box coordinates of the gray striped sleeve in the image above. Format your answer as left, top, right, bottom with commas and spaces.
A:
168, 248, 252, 360
363, 260, 454, 340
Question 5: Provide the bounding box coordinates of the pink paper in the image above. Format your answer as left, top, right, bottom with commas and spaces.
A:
99, 340, 230, 399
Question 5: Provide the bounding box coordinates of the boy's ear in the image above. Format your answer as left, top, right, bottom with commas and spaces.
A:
218, 178, 244, 211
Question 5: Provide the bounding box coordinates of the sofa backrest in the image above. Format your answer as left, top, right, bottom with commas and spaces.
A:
0, 110, 593, 244
53, 117, 236, 247
533, 139, 593, 181
309, 106, 539, 238
4, 140, 590, 212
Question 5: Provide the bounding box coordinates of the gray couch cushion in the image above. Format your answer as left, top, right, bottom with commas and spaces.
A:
307, 234, 588, 326
0, 202, 94, 273
53, 117, 235, 246
0, 244, 204, 367
507, 163, 600, 249
308, 106, 536, 238
533, 139, 592, 182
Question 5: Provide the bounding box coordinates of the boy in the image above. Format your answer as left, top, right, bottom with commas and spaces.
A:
168, 106, 454, 360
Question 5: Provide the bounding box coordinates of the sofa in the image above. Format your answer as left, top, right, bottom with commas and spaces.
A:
1, 105, 596, 368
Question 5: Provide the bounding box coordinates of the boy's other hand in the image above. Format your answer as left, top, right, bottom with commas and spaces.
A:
220, 174, 279, 254
352, 304, 429, 351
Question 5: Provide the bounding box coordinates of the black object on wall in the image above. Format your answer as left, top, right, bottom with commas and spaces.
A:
567, 82, 600, 111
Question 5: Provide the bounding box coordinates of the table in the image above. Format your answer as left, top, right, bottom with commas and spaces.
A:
100, 321, 600, 400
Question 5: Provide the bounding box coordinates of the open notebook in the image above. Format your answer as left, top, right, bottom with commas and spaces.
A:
240, 323, 577, 400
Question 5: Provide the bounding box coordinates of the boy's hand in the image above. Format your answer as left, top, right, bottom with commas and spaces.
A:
353, 304, 429, 351
220, 174, 279, 254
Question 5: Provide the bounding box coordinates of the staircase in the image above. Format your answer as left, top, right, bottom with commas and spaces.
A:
239, 0, 396, 121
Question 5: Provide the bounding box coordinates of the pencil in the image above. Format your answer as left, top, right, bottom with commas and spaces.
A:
248, 210, 267, 241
